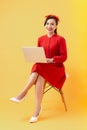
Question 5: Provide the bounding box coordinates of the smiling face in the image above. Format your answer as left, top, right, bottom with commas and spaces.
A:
45, 18, 57, 35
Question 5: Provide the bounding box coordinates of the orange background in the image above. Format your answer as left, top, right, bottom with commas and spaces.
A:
0, 0, 87, 130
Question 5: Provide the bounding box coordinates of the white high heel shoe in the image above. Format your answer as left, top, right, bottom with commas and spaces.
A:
10, 97, 22, 103
10, 94, 27, 103
29, 116, 39, 123
29, 107, 42, 123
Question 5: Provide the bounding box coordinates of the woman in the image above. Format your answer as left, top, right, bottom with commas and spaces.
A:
10, 14, 67, 123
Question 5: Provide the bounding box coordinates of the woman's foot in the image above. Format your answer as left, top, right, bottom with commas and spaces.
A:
29, 106, 42, 123
10, 97, 21, 103
10, 91, 27, 103
29, 116, 39, 123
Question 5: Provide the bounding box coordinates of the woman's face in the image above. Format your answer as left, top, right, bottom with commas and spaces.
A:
45, 18, 57, 34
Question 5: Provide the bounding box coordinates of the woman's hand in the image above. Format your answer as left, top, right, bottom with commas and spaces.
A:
46, 58, 54, 63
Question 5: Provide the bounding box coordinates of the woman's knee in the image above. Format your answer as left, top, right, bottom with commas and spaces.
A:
36, 75, 45, 86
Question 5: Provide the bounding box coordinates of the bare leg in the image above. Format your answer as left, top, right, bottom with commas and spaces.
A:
15, 72, 38, 100
33, 75, 46, 117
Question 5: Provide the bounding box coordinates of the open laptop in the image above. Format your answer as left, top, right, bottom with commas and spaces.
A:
22, 47, 46, 63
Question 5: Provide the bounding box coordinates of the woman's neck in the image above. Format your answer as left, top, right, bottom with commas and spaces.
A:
47, 32, 55, 38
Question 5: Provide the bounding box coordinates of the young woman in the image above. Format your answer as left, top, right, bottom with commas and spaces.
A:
10, 14, 67, 123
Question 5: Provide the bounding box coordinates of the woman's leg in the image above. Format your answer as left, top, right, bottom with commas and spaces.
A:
32, 75, 46, 117
15, 72, 39, 100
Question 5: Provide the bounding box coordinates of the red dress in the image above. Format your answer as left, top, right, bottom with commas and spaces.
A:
31, 34, 67, 89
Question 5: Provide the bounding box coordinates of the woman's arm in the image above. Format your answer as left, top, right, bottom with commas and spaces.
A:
53, 38, 67, 63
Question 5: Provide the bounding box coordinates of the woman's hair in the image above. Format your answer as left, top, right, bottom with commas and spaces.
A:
44, 15, 59, 34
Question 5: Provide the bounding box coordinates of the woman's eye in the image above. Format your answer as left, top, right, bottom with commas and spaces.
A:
46, 23, 49, 25
46, 22, 55, 26
51, 23, 54, 25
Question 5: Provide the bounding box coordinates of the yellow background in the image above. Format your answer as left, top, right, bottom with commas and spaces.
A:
0, 0, 87, 130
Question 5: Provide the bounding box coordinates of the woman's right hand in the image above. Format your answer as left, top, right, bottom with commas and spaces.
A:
46, 58, 54, 63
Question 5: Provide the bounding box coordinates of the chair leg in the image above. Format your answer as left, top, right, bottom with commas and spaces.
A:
59, 89, 67, 111
43, 86, 52, 94
43, 84, 68, 111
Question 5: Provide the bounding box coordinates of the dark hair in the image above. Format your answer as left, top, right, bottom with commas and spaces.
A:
44, 16, 58, 34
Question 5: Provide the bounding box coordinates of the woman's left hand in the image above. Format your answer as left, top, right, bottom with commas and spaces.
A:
46, 58, 54, 63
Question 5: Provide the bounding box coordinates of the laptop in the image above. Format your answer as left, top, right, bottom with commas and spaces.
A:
22, 47, 46, 63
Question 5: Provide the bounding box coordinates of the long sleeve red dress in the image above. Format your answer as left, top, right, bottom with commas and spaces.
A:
31, 34, 67, 89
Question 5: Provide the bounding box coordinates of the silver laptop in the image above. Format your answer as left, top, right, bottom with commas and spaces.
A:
22, 47, 46, 63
